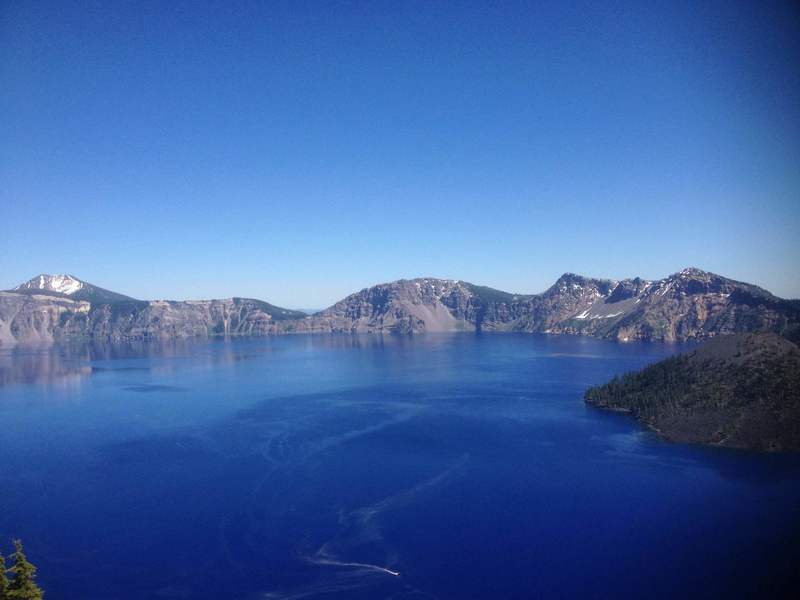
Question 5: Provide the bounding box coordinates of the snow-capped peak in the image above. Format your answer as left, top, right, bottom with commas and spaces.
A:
14, 274, 84, 295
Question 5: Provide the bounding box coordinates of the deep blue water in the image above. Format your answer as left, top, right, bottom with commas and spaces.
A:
1, 333, 799, 599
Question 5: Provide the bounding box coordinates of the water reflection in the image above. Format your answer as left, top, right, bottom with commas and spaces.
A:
0, 346, 92, 387
1, 333, 798, 599
0, 334, 428, 387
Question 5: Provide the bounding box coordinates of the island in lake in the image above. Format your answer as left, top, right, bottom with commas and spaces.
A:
585, 333, 800, 451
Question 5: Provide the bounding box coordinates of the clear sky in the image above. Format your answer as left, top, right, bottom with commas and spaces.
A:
2, 1, 799, 307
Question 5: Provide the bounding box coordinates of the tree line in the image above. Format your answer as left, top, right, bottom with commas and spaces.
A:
0, 540, 43, 599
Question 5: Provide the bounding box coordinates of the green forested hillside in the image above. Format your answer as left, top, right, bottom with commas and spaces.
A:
585, 333, 800, 451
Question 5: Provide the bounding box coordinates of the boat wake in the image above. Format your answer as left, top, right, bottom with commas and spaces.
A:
260, 443, 468, 598
306, 453, 469, 580
309, 555, 400, 577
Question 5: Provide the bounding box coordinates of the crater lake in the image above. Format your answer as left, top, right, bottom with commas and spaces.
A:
1, 333, 798, 599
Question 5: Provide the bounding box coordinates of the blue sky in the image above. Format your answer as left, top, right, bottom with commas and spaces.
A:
2, 1, 799, 307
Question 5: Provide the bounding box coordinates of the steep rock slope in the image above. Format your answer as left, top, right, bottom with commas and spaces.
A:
588, 268, 799, 342
307, 268, 798, 342
85, 297, 307, 339
298, 279, 488, 334
1, 268, 798, 344
1, 275, 307, 343
480, 268, 798, 341
0, 292, 92, 345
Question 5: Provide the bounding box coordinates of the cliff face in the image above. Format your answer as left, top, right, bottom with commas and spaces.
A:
1, 268, 798, 344
307, 268, 797, 343
593, 268, 799, 343
0, 293, 305, 343
584, 333, 800, 451
0, 292, 92, 345
82, 298, 301, 339
298, 279, 478, 334
482, 268, 798, 342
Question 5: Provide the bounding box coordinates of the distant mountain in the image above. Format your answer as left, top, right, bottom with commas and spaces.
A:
535, 268, 800, 342
298, 278, 482, 334
294, 269, 800, 341
12, 274, 138, 304
0, 274, 306, 345
585, 333, 800, 451
1, 268, 798, 345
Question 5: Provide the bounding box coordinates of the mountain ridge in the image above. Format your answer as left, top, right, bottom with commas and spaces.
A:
12, 273, 138, 304
2, 268, 798, 345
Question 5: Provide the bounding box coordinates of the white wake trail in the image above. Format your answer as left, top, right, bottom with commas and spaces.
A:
306, 454, 470, 581
311, 556, 400, 577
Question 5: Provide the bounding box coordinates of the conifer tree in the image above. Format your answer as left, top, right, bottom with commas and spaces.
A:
0, 552, 9, 600
7, 540, 43, 600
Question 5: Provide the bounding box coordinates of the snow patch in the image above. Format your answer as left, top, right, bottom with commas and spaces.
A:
17, 274, 84, 295
575, 309, 625, 320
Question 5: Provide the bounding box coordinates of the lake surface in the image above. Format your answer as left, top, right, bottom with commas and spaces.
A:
1, 333, 798, 599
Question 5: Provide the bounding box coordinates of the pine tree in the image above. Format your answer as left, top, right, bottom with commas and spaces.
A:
7, 540, 43, 600
0, 552, 9, 600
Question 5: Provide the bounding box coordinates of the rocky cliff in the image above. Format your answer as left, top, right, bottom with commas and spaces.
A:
533, 268, 800, 342
0, 278, 306, 345
295, 268, 799, 341
297, 279, 488, 334
1, 269, 798, 344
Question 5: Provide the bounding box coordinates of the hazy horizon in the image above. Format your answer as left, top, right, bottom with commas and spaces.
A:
2, 1, 799, 307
